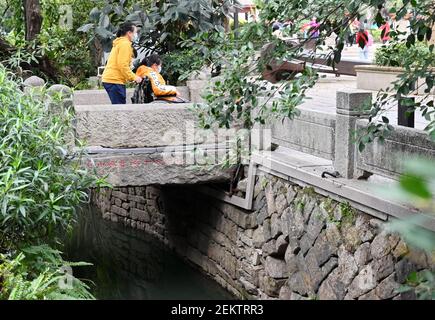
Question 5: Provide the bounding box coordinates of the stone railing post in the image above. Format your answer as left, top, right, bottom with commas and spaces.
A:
46, 84, 74, 114
23, 76, 45, 97
334, 90, 372, 179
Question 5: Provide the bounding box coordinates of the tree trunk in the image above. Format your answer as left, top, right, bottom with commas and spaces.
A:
23, 0, 42, 41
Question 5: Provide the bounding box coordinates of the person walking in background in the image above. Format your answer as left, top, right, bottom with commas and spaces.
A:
307, 17, 320, 39
379, 21, 391, 43
396, 10, 412, 40
356, 27, 372, 60
102, 22, 142, 104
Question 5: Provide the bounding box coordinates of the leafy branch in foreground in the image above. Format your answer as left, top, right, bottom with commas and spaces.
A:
380, 157, 435, 300
0, 64, 107, 251
0, 244, 94, 300
184, 0, 434, 147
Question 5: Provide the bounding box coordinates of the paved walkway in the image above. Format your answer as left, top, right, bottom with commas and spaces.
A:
298, 74, 430, 130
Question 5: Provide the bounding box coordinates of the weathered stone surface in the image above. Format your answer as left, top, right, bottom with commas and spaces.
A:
290, 292, 310, 300
278, 285, 292, 300
251, 250, 261, 266
85, 152, 231, 186
112, 190, 128, 201
222, 251, 237, 279
265, 184, 276, 215
371, 233, 395, 259
284, 252, 299, 276
375, 273, 400, 299
24, 75, 45, 87
207, 242, 225, 263
236, 178, 248, 193
299, 233, 314, 256
256, 203, 268, 225
310, 232, 337, 268
270, 213, 282, 239
357, 219, 375, 242
306, 207, 328, 241
261, 276, 286, 298
275, 194, 288, 214
371, 254, 395, 281
347, 265, 377, 299
354, 242, 371, 269
285, 186, 297, 204
240, 277, 258, 295
341, 224, 361, 252
300, 196, 317, 223
392, 240, 409, 259
280, 208, 290, 239
128, 194, 146, 204
311, 257, 338, 292
75, 103, 196, 148
223, 203, 257, 229
405, 250, 429, 268
287, 271, 312, 296
114, 198, 122, 207
358, 289, 380, 300
265, 256, 288, 279
262, 240, 277, 257
318, 269, 346, 300
394, 259, 417, 283
111, 205, 127, 217
325, 222, 342, 247
287, 207, 305, 239
47, 84, 73, 98
263, 218, 273, 243
252, 226, 265, 248
275, 235, 288, 257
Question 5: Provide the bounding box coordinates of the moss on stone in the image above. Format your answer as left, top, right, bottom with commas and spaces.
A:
340, 202, 356, 226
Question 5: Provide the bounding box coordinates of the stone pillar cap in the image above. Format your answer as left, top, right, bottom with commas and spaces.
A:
23, 76, 45, 87
336, 90, 372, 115
47, 84, 73, 98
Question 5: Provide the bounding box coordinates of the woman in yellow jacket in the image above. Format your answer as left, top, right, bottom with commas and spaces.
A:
136, 54, 184, 102
102, 22, 142, 104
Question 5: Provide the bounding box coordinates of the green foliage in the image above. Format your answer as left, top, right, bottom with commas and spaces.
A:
398, 270, 435, 300
0, 65, 106, 251
0, 0, 98, 85
179, 0, 435, 155
339, 202, 356, 225
161, 49, 202, 85
374, 42, 435, 67
0, 244, 94, 300
78, 0, 234, 83
78, 0, 233, 53
77, 0, 139, 53
370, 29, 382, 43
135, 0, 234, 54
381, 157, 435, 300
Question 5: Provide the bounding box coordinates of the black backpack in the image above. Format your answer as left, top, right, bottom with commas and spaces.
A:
131, 77, 154, 104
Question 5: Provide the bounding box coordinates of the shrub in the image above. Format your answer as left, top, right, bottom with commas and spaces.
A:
374, 42, 435, 67
0, 244, 94, 300
0, 65, 106, 250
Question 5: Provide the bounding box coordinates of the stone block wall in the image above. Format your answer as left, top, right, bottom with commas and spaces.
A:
93, 173, 434, 300
92, 186, 167, 244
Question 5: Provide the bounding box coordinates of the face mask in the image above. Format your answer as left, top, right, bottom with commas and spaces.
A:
158, 66, 162, 73
132, 33, 139, 43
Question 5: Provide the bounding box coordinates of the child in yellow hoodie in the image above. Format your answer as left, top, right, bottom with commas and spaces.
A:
102, 22, 142, 104
136, 54, 185, 102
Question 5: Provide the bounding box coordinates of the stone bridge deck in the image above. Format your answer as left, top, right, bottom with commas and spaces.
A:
73, 102, 232, 186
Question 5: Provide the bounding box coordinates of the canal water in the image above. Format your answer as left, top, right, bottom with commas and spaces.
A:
64, 205, 234, 300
